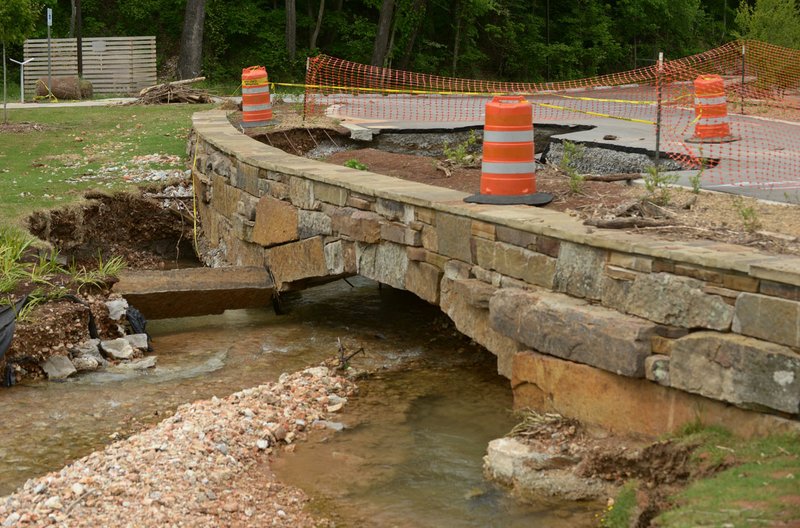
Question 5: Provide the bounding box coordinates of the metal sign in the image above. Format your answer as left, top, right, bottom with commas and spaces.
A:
47, 8, 52, 27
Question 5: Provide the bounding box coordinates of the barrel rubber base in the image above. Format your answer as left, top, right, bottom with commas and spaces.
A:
464, 192, 554, 206
685, 135, 739, 144
240, 120, 275, 129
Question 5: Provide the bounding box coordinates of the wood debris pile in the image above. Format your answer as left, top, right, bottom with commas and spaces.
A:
130, 77, 212, 105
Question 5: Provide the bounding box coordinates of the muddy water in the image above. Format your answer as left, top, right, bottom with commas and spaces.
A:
0, 277, 596, 526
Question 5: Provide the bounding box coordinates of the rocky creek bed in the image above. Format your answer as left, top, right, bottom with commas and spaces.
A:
0, 365, 354, 527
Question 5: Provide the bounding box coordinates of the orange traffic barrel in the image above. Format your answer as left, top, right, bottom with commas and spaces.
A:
687, 75, 737, 143
464, 96, 552, 206
241, 66, 273, 128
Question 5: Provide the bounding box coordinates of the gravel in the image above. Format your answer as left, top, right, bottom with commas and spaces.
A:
542, 141, 683, 174
0, 366, 355, 527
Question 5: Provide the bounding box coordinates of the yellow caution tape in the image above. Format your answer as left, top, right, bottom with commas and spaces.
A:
270, 82, 657, 125
550, 93, 656, 105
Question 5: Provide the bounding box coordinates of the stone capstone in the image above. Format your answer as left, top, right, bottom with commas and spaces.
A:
602, 272, 734, 330
40, 355, 77, 380
490, 288, 657, 377
440, 277, 524, 378
356, 242, 408, 289
670, 332, 800, 414
252, 196, 298, 247
733, 293, 800, 349
554, 242, 607, 300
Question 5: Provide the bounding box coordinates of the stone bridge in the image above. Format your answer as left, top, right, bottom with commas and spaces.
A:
188, 110, 800, 438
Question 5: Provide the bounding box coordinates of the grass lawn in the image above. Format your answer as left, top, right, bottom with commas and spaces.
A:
0, 103, 214, 229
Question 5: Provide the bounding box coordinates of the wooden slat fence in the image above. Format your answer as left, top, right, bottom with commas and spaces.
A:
23, 36, 157, 95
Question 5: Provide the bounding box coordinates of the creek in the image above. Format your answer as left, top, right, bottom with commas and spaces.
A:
0, 277, 596, 526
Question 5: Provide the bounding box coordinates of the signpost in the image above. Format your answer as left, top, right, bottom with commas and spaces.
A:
47, 8, 52, 92
9, 58, 35, 103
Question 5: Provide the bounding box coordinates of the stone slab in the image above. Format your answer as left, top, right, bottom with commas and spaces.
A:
491, 288, 656, 377
671, 332, 800, 414
252, 196, 299, 247
733, 293, 800, 349
356, 242, 408, 289
114, 267, 274, 319
602, 272, 734, 331
475, 239, 556, 288
436, 212, 472, 262
554, 242, 607, 300
511, 350, 800, 438
405, 261, 443, 304
268, 237, 329, 288
440, 277, 524, 378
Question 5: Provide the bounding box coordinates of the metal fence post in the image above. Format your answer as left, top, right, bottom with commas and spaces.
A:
654, 51, 664, 164
741, 43, 746, 115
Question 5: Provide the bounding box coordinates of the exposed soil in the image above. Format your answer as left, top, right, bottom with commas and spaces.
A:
0, 122, 51, 134
3, 189, 197, 384
27, 189, 197, 268
506, 411, 734, 527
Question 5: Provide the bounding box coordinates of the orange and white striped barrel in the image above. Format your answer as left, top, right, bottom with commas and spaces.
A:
480, 96, 536, 195
241, 66, 273, 128
692, 75, 731, 141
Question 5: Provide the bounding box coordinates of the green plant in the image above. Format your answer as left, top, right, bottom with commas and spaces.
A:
344, 158, 368, 171
642, 164, 679, 205
689, 151, 707, 194
599, 481, 638, 527
443, 130, 478, 165
71, 253, 126, 292
732, 195, 761, 232
560, 140, 585, 194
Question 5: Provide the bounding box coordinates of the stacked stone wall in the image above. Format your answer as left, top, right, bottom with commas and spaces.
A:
190, 111, 800, 437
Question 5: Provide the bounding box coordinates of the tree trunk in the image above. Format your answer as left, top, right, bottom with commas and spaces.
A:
76, 0, 83, 77
286, 0, 297, 60
371, 0, 395, 66
69, 0, 76, 38
452, 0, 462, 76
3, 42, 8, 124
398, 0, 427, 70
310, 0, 325, 49
177, 0, 207, 80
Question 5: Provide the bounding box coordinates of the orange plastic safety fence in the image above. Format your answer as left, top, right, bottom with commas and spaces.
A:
304, 40, 800, 195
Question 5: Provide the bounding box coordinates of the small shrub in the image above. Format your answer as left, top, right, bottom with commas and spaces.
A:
732, 195, 761, 232
642, 164, 679, 205
344, 159, 368, 170
443, 130, 478, 165
560, 140, 585, 194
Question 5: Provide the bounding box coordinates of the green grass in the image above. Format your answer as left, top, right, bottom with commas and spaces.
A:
655, 429, 800, 527
0, 103, 214, 227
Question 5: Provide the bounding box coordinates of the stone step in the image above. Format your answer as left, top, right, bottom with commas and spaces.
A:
113, 267, 274, 319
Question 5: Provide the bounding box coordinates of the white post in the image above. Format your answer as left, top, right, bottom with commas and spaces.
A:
3, 42, 7, 124
9, 58, 34, 103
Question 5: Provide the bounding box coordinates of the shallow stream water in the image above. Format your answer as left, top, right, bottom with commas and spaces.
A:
0, 277, 596, 525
